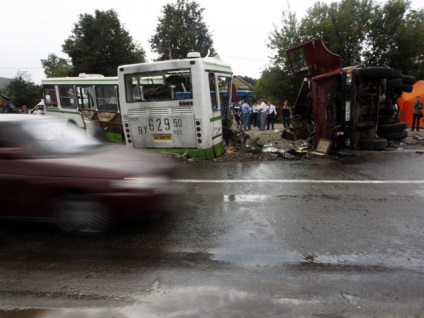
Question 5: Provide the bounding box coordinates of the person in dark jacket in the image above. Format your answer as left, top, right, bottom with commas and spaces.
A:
0, 95, 21, 113
411, 96, 423, 131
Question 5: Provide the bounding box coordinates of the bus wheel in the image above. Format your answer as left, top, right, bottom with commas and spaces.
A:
55, 195, 111, 234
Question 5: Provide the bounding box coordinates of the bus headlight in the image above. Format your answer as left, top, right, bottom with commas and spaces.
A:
345, 101, 351, 121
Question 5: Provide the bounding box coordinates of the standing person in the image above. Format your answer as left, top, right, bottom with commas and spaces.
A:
411, 96, 423, 131
0, 94, 21, 113
266, 101, 277, 130
241, 99, 251, 131
251, 101, 258, 127
259, 99, 268, 130
256, 101, 262, 128
282, 99, 291, 129
20, 105, 29, 114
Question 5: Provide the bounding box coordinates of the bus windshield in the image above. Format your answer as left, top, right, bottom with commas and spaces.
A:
124, 70, 192, 102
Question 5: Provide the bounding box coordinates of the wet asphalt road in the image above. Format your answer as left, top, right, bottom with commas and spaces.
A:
1, 148, 424, 317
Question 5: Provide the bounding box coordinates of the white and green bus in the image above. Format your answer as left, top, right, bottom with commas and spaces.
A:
117, 52, 234, 159
41, 74, 123, 143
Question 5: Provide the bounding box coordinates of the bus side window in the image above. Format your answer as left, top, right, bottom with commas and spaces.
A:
43, 87, 58, 107
96, 86, 118, 111
209, 73, 217, 111
59, 86, 77, 109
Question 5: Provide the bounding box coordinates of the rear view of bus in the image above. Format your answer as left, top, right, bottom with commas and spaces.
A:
117, 52, 234, 159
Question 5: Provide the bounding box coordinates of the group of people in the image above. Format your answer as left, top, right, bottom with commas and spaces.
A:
233, 98, 292, 132
0, 94, 43, 115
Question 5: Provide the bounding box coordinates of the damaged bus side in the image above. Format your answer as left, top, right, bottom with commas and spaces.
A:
284, 39, 415, 150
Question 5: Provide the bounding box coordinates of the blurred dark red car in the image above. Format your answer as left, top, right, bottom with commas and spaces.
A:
0, 115, 175, 233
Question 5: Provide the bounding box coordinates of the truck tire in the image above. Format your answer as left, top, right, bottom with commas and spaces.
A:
387, 78, 403, 91
402, 75, 416, 85
401, 84, 413, 93
359, 138, 387, 150
378, 130, 408, 141
377, 122, 407, 134
359, 67, 395, 79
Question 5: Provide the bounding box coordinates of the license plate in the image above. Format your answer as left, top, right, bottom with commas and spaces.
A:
153, 134, 172, 140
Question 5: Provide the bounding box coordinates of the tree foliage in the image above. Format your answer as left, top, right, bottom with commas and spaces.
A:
259, 4, 303, 104
62, 9, 145, 76
364, 1, 424, 78
268, 4, 302, 71
3, 72, 42, 107
264, 0, 424, 104
300, 0, 375, 67
254, 66, 301, 105
149, 0, 215, 60
41, 53, 73, 78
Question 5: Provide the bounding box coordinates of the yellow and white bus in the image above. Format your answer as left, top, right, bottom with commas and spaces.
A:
117, 52, 234, 159
42, 74, 123, 143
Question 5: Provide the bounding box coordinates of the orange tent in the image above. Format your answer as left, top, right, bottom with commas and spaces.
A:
398, 80, 424, 127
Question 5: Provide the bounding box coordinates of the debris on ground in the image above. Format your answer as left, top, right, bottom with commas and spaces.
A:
170, 124, 424, 163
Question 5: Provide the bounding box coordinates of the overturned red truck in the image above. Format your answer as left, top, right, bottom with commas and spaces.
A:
283, 39, 416, 150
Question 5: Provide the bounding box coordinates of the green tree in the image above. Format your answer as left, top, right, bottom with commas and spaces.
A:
62, 9, 145, 76
364, 1, 424, 78
41, 53, 73, 77
263, 4, 306, 105
254, 66, 299, 105
4, 72, 42, 108
268, 4, 302, 71
149, 0, 215, 60
300, 0, 375, 67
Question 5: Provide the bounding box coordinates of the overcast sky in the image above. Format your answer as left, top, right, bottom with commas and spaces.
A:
1, 0, 422, 84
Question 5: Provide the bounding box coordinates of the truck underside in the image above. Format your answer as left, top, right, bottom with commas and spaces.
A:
284, 39, 415, 151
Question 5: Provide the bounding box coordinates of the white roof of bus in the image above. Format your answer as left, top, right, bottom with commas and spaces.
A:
118, 54, 232, 73
42, 76, 118, 85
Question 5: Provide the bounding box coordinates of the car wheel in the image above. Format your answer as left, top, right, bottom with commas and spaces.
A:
55, 196, 111, 234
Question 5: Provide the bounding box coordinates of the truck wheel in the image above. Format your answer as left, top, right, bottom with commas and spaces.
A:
387, 78, 403, 91
359, 138, 387, 150
402, 75, 416, 85
401, 84, 413, 93
378, 130, 408, 141
377, 122, 407, 134
359, 67, 395, 79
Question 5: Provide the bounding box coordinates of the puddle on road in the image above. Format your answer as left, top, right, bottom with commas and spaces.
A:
0, 286, 316, 317
223, 194, 269, 203
210, 250, 423, 271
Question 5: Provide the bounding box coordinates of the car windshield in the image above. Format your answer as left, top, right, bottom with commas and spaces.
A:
19, 119, 102, 157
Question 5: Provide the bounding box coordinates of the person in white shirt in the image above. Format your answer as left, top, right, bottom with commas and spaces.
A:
259, 99, 268, 130
266, 101, 277, 130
